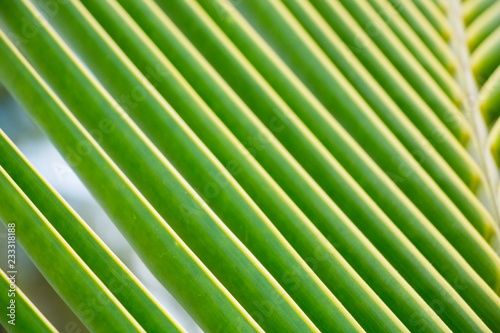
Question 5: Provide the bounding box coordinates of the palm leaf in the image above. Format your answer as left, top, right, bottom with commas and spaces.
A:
0, 129, 184, 333
0, 23, 262, 333
0, 268, 56, 333
0, 147, 144, 332
381, 0, 458, 72
0, 0, 499, 332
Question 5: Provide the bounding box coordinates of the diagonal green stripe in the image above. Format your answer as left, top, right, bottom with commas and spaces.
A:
24, 0, 371, 331
466, 1, 500, 52
386, 0, 457, 58
0, 269, 56, 333
412, 0, 453, 41
0, 129, 185, 333
0, 166, 145, 332
0, 23, 263, 333
363, 0, 458, 81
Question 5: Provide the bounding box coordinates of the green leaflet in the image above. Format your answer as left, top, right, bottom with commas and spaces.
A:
384, 0, 458, 72
0, 129, 184, 333
489, 118, 500, 165
96, 0, 455, 331
0, 269, 56, 333
463, 0, 498, 26
471, 26, 500, 85
485, 67, 500, 164
22, 0, 371, 331
195, 0, 498, 262
284, 0, 484, 217
312, 0, 467, 161
0, 0, 499, 332
2, 3, 307, 332
127, 0, 490, 298
36, 0, 430, 331
132, 0, 499, 331
0, 158, 144, 332
434, 0, 451, 14
463, 1, 500, 200
365, 0, 458, 88
481, 66, 500, 126
334, 0, 462, 109
467, 1, 500, 51
156, 0, 500, 289
0, 21, 263, 333
412, 0, 453, 41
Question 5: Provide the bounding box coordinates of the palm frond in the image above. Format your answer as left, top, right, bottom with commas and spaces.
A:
0, 0, 499, 332
0, 129, 184, 333
0, 23, 262, 332
0, 268, 56, 333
